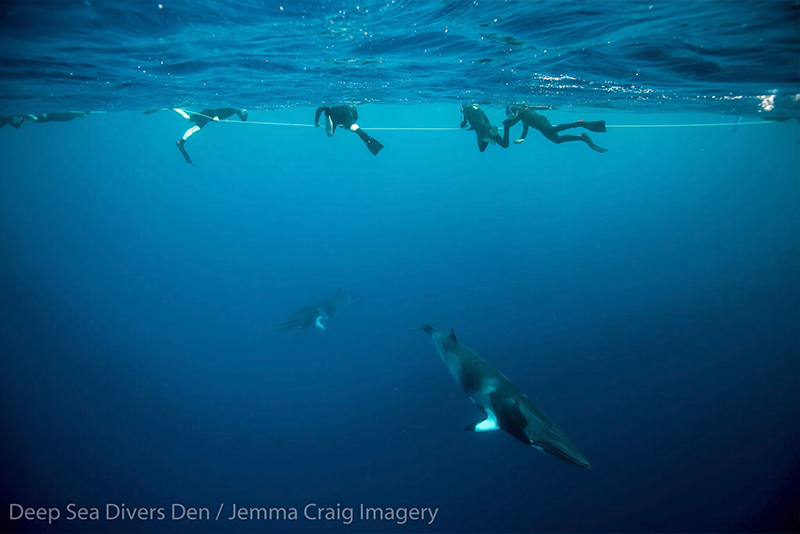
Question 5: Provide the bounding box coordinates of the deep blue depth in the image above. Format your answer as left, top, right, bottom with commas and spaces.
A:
1, 1, 799, 533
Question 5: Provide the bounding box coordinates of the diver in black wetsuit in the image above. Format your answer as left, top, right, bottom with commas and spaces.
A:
314, 105, 384, 156
173, 107, 248, 165
460, 104, 512, 152
0, 115, 27, 129
25, 111, 90, 124
504, 105, 608, 153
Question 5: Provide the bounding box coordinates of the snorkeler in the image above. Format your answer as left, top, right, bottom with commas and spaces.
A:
25, 111, 90, 123
0, 115, 27, 129
504, 105, 607, 153
460, 104, 512, 152
314, 105, 384, 156
173, 108, 248, 165
20, 111, 89, 128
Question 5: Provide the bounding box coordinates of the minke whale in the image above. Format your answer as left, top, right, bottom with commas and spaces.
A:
413, 324, 590, 469
277, 290, 355, 331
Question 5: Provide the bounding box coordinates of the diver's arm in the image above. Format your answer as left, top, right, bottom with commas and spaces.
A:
314, 107, 328, 126
460, 107, 469, 128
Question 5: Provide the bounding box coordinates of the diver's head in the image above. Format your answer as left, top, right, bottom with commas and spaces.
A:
460, 103, 477, 121
530, 423, 591, 469
506, 104, 526, 117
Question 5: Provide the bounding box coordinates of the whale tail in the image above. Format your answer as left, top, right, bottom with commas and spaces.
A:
410, 319, 439, 336
409, 324, 435, 335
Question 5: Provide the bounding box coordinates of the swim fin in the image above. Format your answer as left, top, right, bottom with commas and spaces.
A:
581, 133, 607, 153
176, 140, 193, 165
581, 120, 606, 133
365, 137, 384, 155
483, 126, 498, 144
355, 128, 384, 155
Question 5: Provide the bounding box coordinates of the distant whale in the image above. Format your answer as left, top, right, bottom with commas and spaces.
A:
277, 290, 356, 331
413, 324, 591, 469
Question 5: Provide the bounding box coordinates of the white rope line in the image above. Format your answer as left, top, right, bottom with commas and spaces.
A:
222, 120, 775, 130
368, 127, 463, 131
607, 121, 772, 128
177, 110, 775, 130
234, 120, 315, 127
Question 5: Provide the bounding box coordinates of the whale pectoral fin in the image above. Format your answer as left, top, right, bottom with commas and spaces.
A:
315, 317, 326, 330
465, 418, 499, 432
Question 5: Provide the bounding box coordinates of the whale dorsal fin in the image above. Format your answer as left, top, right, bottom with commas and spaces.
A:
449, 329, 457, 343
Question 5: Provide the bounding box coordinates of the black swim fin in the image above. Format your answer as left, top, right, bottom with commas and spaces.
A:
581, 133, 607, 153
176, 140, 193, 165
581, 120, 606, 133
365, 137, 384, 156
483, 126, 498, 144
355, 128, 384, 156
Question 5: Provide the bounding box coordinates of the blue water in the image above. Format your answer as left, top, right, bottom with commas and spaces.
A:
1, 2, 799, 534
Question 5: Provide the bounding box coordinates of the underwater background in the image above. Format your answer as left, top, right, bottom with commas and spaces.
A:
1, 1, 799, 533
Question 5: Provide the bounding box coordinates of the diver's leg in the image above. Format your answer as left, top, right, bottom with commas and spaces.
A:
496, 117, 514, 148
176, 125, 201, 165
550, 134, 582, 144
552, 122, 582, 133
181, 125, 201, 142
173, 108, 191, 120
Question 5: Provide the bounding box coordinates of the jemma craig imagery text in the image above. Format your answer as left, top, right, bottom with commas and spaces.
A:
8, 503, 440, 525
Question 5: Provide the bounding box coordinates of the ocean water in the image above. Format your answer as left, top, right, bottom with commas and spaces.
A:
1, 2, 799, 534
